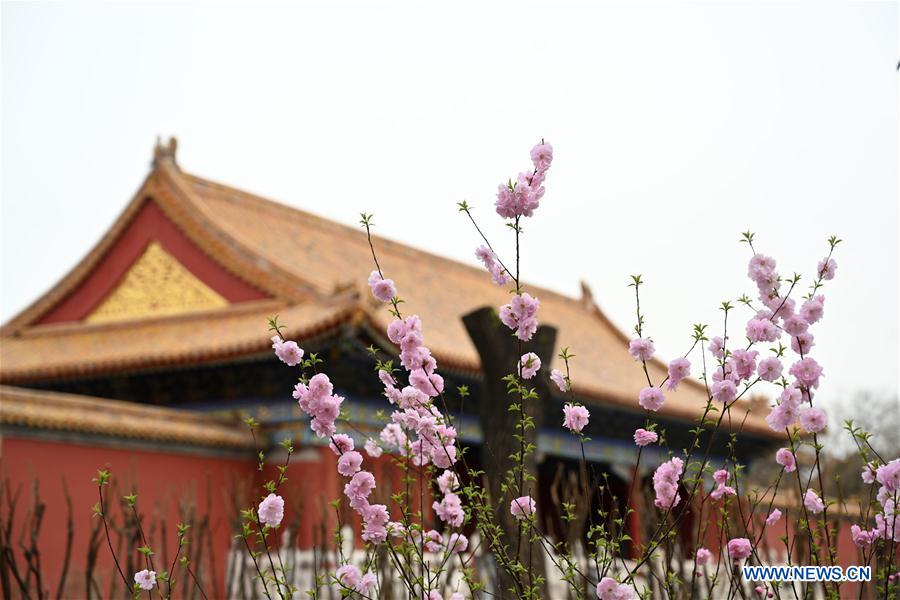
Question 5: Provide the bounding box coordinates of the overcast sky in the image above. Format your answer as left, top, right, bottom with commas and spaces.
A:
2, 1, 897, 412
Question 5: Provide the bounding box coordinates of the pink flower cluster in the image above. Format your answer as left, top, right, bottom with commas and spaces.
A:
386, 315, 445, 399
499, 293, 540, 341
378, 329, 458, 469
740, 251, 834, 439
852, 458, 900, 545
652, 456, 684, 509
433, 488, 465, 528
293, 373, 344, 438
595, 577, 633, 600
475, 245, 511, 287
709, 469, 736, 501
335, 564, 377, 596
495, 142, 553, 219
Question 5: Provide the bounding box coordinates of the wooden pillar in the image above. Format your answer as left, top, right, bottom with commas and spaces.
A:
463, 306, 556, 598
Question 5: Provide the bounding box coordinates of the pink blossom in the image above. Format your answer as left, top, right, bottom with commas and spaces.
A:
727, 537, 752, 560
335, 564, 361, 590
361, 503, 390, 543
329, 434, 354, 455
799, 296, 825, 324
804, 490, 825, 514
638, 386, 665, 412
695, 547, 711, 565
409, 369, 444, 397
754, 585, 766, 596
799, 407, 826, 433
713, 469, 729, 486
861, 463, 877, 484
876, 459, 900, 492
499, 293, 540, 341
367, 270, 397, 302
447, 532, 468, 553
731, 349, 758, 381
665, 358, 691, 391
851, 524, 875, 547
364, 439, 382, 458
653, 456, 684, 509
748, 254, 777, 284
711, 380, 737, 404
344, 470, 376, 501
710, 470, 736, 501
633, 428, 658, 447
356, 572, 377, 596
757, 357, 783, 382
708, 336, 725, 359
789, 357, 823, 389
746, 318, 779, 343
817, 258, 837, 280
766, 393, 800, 431
380, 423, 407, 451
423, 529, 442, 552
530, 142, 553, 171
766, 509, 782, 527
433, 493, 465, 528
495, 159, 548, 219
258, 493, 285, 528
431, 444, 457, 469
875, 511, 900, 541
710, 484, 736, 501
475, 245, 512, 286
563, 403, 590, 432
596, 577, 633, 600
766, 296, 795, 322
437, 470, 459, 494
782, 315, 808, 337
628, 338, 655, 362
791, 332, 815, 355
273, 338, 304, 366
518, 352, 541, 379
134, 569, 157, 591
775, 448, 797, 472
510, 496, 536, 520
337, 451, 363, 477
550, 368, 568, 392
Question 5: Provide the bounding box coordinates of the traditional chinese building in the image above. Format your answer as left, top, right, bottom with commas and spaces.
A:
0, 139, 783, 597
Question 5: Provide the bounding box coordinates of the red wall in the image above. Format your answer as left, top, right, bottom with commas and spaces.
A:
0, 435, 256, 598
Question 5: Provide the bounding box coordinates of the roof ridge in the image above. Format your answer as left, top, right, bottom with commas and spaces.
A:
181, 173, 727, 403
0, 171, 158, 334
181, 172, 613, 313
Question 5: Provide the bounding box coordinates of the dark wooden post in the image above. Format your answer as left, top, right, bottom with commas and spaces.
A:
463, 306, 556, 597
